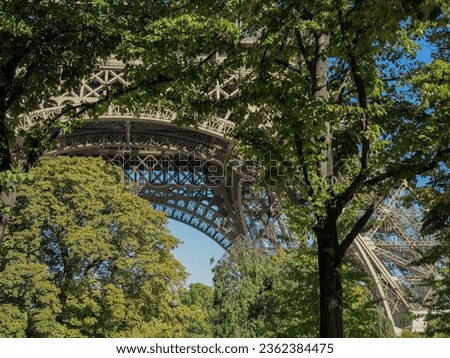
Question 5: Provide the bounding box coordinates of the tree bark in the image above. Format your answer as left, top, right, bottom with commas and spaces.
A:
0, 190, 16, 248
314, 33, 332, 181
312, 32, 344, 338
314, 210, 344, 338
0, 97, 13, 247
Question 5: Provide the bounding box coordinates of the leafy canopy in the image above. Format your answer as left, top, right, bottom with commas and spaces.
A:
0, 156, 185, 337
212, 242, 394, 338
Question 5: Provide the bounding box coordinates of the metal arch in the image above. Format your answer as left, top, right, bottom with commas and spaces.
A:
21, 105, 236, 140
33, 58, 282, 250
19, 57, 237, 140
47, 121, 252, 250
49, 121, 231, 162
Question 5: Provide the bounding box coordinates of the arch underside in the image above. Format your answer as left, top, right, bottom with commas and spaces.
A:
48, 120, 280, 250
25, 59, 282, 250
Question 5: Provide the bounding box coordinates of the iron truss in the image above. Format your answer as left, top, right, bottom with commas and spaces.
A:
32, 59, 280, 250
48, 120, 283, 251
24, 59, 438, 331
353, 182, 440, 331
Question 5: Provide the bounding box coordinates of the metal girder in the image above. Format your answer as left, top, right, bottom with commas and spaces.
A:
26, 58, 283, 250
353, 183, 440, 331
45, 117, 282, 250
19, 58, 236, 139
48, 124, 233, 249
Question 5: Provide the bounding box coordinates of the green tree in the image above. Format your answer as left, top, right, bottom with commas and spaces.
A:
212, 242, 394, 338
0, 156, 185, 337
212, 242, 273, 337
0, 0, 238, 244
177, 283, 214, 337
187, 0, 449, 337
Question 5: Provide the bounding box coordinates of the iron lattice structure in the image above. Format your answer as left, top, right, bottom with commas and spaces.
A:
353, 182, 440, 330
21, 59, 439, 331
20, 58, 284, 251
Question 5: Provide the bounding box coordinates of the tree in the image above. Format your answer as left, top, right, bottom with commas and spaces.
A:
0, 156, 185, 337
0, 0, 239, 244
177, 283, 214, 337
187, 0, 450, 337
212, 242, 274, 337
212, 242, 394, 338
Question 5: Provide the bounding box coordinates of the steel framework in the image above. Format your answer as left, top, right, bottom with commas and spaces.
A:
353, 182, 440, 331
22, 59, 439, 331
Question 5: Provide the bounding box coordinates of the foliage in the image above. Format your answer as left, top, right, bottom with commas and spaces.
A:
399, 329, 422, 338
0, 156, 185, 337
1, 0, 448, 339
212, 242, 274, 337
177, 283, 214, 337
212, 242, 394, 338
182, 0, 450, 337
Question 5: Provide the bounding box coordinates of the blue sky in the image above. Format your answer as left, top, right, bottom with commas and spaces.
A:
169, 219, 226, 286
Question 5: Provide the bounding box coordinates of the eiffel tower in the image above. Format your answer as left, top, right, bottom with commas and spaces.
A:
20, 59, 439, 333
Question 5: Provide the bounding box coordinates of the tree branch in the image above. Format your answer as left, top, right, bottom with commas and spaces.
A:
201, 56, 238, 93
332, 48, 371, 213
338, 194, 384, 259
295, 134, 314, 198
365, 147, 450, 186
335, 172, 367, 216
274, 59, 303, 75
333, 67, 351, 103
348, 53, 370, 170
294, 29, 314, 80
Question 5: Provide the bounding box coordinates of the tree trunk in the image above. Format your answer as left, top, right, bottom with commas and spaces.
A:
0, 189, 16, 248
314, 34, 333, 182
314, 211, 344, 338
312, 32, 343, 338
0, 100, 13, 247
